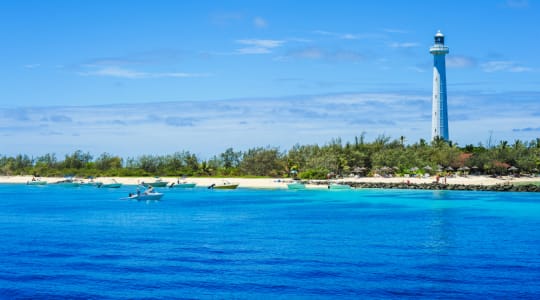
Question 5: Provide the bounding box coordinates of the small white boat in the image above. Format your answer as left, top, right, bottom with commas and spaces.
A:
126, 192, 164, 201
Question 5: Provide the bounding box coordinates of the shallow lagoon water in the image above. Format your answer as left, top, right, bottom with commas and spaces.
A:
1, 184, 539, 299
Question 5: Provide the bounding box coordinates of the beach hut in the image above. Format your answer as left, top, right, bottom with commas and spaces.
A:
508, 166, 519, 176
379, 166, 393, 177
352, 167, 367, 176
457, 166, 470, 176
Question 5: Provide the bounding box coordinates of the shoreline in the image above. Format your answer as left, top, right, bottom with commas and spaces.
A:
2, 175, 539, 191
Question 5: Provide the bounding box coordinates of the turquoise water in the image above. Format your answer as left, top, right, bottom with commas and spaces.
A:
1, 184, 539, 299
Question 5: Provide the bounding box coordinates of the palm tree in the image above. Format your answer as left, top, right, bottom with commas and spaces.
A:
400, 136, 406, 147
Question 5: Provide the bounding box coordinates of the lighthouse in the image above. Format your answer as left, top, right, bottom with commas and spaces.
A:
430, 30, 449, 141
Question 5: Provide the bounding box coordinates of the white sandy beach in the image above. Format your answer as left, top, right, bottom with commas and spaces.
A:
2, 175, 539, 189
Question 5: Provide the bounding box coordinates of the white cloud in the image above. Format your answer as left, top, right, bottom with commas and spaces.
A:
382, 28, 410, 34
23, 64, 41, 69
389, 42, 419, 48
84, 66, 146, 78
312, 30, 354, 39
312, 30, 385, 40
279, 47, 363, 62
236, 39, 285, 54
447, 56, 476, 68
236, 47, 272, 54
253, 17, 267, 28
287, 48, 324, 59
210, 12, 243, 25
79, 66, 208, 79
481, 61, 532, 73
341, 33, 359, 40
505, 0, 529, 8
237, 39, 284, 48
2, 91, 540, 157
409, 66, 426, 73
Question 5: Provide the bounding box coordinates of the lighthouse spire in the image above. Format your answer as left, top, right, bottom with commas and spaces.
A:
430, 30, 450, 141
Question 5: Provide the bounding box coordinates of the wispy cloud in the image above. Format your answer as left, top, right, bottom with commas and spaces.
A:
253, 17, 267, 28
505, 0, 529, 8
382, 28, 410, 34
236, 39, 285, 54
447, 55, 477, 68
313, 30, 360, 40
49, 115, 73, 123
285, 48, 323, 59
312, 30, 385, 40
389, 42, 419, 48
2, 108, 31, 121
513, 126, 540, 132
70, 50, 204, 79
79, 66, 208, 79
3, 91, 540, 157
82, 50, 186, 68
210, 11, 244, 26
165, 117, 196, 127
279, 47, 364, 62
409, 66, 426, 73
481, 60, 532, 72
23, 64, 41, 69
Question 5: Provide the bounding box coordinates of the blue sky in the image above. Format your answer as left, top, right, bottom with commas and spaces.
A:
1, 0, 539, 158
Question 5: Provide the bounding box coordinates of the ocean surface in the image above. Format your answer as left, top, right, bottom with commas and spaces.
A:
1, 184, 539, 299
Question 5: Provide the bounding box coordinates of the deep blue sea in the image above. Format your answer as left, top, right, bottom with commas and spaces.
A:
1, 184, 539, 299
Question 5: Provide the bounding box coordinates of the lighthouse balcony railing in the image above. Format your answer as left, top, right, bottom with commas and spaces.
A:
429, 45, 449, 53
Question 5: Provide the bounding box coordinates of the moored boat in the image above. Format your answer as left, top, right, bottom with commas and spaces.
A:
141, 177, 168, 187
27, 180, 47, 185
101, 183, 122, 188
101, 179, 122, 188
287, 182, 306, 190
328, 183, 351, 190
82, 181, 103, 187
170, 182, 196, 188
209, 181, 239, 189
53, 178, 81, 187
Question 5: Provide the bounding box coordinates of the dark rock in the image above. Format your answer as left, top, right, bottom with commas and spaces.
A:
328, 180, 540, 193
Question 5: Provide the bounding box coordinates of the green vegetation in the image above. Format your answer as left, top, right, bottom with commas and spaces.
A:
1, 136, 539, 179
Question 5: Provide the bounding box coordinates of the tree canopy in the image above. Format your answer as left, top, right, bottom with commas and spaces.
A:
1, 136, 539, 179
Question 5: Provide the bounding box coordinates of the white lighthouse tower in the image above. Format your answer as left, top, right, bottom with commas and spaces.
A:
430, 30, 449, 141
